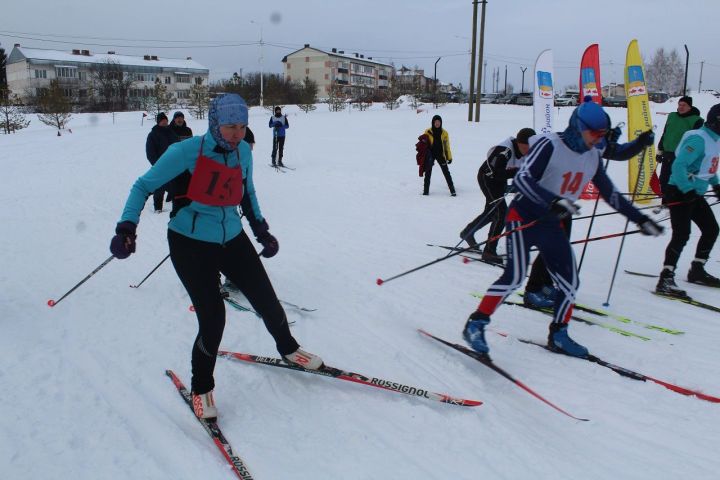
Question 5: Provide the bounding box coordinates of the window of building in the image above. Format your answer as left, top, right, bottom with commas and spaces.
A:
305, 56, 310, 62
176, 74, 190, 84
63, 88, 74, 98
325, 74, 329, 80
34, 69, 47, 79
194, 77, 203, 85
165, 76, 171, 84
56, 67, 76, 78
306, 68, 310, 75
36, 88, 48, 97
176, 90, 189, 99
78, 71, 87, 81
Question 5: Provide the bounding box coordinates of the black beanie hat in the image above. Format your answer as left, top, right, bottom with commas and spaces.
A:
431, 115, 442, 127
156, 112, 168, 124
706, 103, 720, 132
516, 127, 536, 144
172, 111, 184, 119
679, 96, 693, 107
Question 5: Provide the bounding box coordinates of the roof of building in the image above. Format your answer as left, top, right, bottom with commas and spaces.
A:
282, 45, 393, 68
7, 46, 209, 72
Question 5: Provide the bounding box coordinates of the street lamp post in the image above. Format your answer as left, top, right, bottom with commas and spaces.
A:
434, 56, 442, 107
520, 66, 527, 93
250, 20, 264, 107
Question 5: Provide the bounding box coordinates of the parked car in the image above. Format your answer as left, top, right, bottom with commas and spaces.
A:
480, 93, 502, 104
555, 93, 578, 106
514, 93, 533, 105
603, 96, 627, 108
649, 92, 669, 103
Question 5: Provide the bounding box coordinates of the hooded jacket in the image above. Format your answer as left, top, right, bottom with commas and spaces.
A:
423, 116, 452, 163
659, 106, 704, 153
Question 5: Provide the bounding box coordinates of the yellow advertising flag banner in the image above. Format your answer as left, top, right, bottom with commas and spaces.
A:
624, 39, 656, 204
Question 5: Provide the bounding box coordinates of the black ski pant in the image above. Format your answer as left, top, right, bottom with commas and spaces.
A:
525, 217, 573, 293
658, 153, 676, 205
168, 229, 299, 394
272, 136, 286, 164
662, 186, 719, 267
423, 154, 455, 195
461, 172, 507, 251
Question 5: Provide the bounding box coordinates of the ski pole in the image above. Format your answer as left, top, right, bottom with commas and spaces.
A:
377, 218, 540, 286
47, 255, 115, 307
603, 143, 649, 307
577, 158, 610, 272
129, 253, 170, 288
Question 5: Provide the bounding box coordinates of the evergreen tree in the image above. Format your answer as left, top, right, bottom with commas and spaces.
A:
36, 80, 72, 131
298, 77, 318, 113
148, 77, 174, 116
188, 78, 210, 119
0, 87, 30, 134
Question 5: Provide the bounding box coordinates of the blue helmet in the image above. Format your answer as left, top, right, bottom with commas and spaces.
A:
562, 96, 610, 153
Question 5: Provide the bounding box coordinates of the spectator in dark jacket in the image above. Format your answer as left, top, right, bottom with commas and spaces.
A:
170, 111, 193, 139
146, 112, 180, 212
269, 106, 289, 166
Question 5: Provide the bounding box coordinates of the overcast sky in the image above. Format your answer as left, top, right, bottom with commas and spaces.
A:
2, 0, 718, 95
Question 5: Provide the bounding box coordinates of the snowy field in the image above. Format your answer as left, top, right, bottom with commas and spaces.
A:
2, 95, 719, 479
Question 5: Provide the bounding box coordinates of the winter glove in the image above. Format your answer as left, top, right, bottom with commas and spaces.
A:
636, 130, 655, 147
109, 221, 137, 259
605, 126, 622, 144
656, 151, 665, 164
549, 197, 581, 219
274, 121, 282, 128
636, 216, 663, 237
252, 220, 279, 258
447, 158, 452, 164
713, 184, 720, 200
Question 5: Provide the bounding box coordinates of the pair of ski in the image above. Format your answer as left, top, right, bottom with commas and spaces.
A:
625, 270, 720, 314
269, 164, 295, 172
166, 351, 483, 477
471, 292, 682, 339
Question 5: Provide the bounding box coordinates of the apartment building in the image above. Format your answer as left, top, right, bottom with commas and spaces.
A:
6, 44, 209, 107
282, 44, 394, 98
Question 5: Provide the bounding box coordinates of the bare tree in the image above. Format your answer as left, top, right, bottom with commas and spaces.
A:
0, 87, 30, 133
88, 59, 135, 111
188, 78, 210, 119
646, 48, 684, 94
327, 81, 346, 112
36, 80, 72, 130
148, 77, 174, 116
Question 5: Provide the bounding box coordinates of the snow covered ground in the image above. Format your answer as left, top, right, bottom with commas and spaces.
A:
2, 95, 719, 479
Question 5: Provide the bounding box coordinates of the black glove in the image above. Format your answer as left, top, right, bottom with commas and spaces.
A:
713, 184, 720, 200
109, 221, 137, 259
637, 130, 655, 147
637, 216, 663, 237
605, 126, 622, 144
549, 198, 580, 219
656, 151, 665, 164
252, 219, 279, 258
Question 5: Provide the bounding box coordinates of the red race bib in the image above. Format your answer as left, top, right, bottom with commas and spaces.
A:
186, 152, 244, 206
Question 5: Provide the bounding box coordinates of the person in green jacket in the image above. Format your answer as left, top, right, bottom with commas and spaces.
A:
656, 103, 720, 297
657, 96, 704, 201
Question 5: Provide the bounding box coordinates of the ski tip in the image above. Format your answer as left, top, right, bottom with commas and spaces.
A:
47, 299, 56, 307
462, 257, 470, 264
376, 278, 384, 286
189, 305, 196, 312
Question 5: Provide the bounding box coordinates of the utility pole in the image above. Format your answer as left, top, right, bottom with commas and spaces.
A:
483, 60, 487, 93
474, 0, 487, 122
698, 60, 705, 93
504, 64, 507, 94
468, 0, 479, 121
520, 66, 527, 93
251, 20, 264, 107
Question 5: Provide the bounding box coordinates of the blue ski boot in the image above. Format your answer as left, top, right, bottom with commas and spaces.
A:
524, 289, 554, 308
463, 311, 490, 354
548, 323, 588, 358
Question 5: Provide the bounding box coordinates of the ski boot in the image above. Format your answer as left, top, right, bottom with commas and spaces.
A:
524, 289, 554, 309
548, 323, 588, 358
459, 226, 478, 249
192, 390, 218, 421
656, 267, 688, 298
283, 348, 324, 370
462, 311, 490, 354
687, 261, 720, 288
481, 250, 504, 266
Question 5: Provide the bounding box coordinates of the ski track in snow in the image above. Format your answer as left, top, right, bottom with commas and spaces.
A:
2, 98, 720, 479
